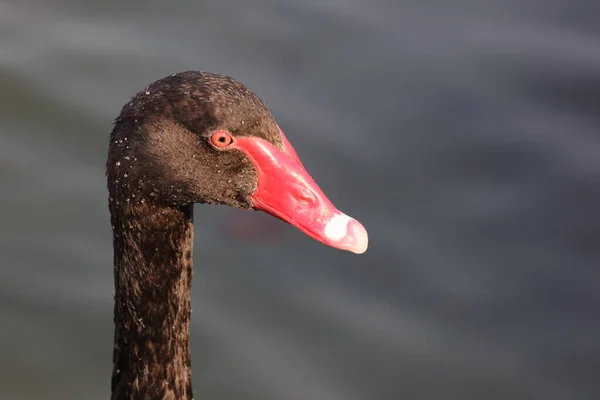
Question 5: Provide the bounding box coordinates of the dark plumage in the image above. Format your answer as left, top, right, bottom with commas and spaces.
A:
108, 71, 286, 400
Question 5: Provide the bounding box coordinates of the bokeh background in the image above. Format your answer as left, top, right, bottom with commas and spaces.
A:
1, 1, 599, 399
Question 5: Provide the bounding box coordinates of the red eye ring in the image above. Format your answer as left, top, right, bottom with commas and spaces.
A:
210, 130, 234, 148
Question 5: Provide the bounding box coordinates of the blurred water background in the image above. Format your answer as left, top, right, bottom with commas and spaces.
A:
1, 1, 599, 399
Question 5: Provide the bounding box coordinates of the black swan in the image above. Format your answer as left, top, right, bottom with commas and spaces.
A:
106, 71, 368, 399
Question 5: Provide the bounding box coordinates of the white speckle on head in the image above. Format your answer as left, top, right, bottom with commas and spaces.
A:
324, 213, 351, 242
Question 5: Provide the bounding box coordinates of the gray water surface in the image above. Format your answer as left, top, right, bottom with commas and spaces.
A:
1, 2, 599, 399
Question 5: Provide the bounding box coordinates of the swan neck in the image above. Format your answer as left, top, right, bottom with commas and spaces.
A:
110, 203, 194, 400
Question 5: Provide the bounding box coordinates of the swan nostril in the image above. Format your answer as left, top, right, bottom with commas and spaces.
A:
292, 187, 316, 205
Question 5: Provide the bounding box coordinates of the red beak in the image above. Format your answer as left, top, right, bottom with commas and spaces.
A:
232, 128, 368, 254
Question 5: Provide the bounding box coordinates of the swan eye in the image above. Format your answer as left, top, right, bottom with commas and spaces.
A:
210, 131, 233, 148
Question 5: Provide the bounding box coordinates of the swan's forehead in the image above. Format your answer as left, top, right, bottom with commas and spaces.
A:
135, 71, 284, 147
